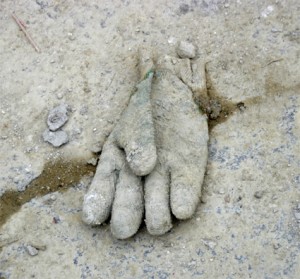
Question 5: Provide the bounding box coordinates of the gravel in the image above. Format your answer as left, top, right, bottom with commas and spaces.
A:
47, 104, 70, 131
42, 129, 69, 147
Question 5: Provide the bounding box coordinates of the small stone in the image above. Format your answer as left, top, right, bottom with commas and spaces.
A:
218, 188, 225, 194
209, 100, 222, 120
273, 243, 281, 250
56, 92, 63, 99
237, 102, 246, 112
176, 41, 196, 59
47, 104, 70, 131
224, 3, 229, 8
25, 245, 39, 256
90, 143, 102, 153
87, 157, 98, 166
68, 32, 75, 41
28, 241, 47, 251
168, 36, 177, 45
254, 191, 264, 199
202, 239, 217, 250
43, 129, 69, 147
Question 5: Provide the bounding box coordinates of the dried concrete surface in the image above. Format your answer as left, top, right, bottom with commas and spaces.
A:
0, 0, 300, 278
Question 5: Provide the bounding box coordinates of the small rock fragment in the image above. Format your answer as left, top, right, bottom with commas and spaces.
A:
28, 241, 47, 251
168, 37, 177, 45
273, 243, 281, 250
254, 191, 264, 199
176, 41, 196, 58
47, 104, 70, 131
209, 100, 222, 120
25, 245, 39, 256
43, 129, 69, 147
202, 239, 217, 250
218, 188, 225, 194
87, 157, 98, 166
237, 102, 246, 112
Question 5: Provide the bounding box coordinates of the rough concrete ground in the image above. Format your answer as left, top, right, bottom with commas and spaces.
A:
0, 0, 299, 278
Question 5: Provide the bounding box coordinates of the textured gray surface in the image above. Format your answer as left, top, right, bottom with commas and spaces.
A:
0, 0, 299, 278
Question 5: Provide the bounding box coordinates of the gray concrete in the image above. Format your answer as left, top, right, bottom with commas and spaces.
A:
0, 0, 299, 278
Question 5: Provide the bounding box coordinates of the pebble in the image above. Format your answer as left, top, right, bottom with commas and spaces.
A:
202, 239, 217, 250
28, 241, 47, 251
90, 142, 102, 153
273, 243, 281, 250
176, 41, 196, 59
47, 104, 70, 131
218, 188, 225, 194
87, 157, 98, 166
56, 92, 64, 99
254, 191, 264, 199
167, 36, 177, 45
43, 129, 69, 147
25, 245, 39, 256
209, 100, 222, 120
68, 32, 76, 41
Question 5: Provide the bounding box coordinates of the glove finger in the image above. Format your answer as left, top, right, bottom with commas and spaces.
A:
144, 163, 172, 235
170, 164, 206, 220
82, 141, 122, 225
110, 163, 144, 239
122, 75, 157, 176
114, 49, 157, 176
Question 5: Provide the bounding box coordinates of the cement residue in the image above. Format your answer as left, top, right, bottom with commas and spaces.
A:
0, 160, 96, 228
204, 67, 237, 130
203, 65, 271, 130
